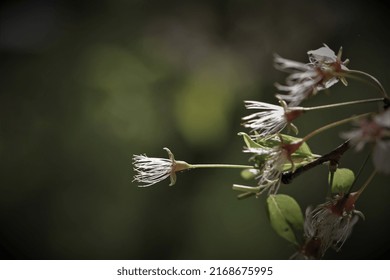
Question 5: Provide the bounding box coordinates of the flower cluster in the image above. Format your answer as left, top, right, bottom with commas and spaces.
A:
243, 44, 348, 137
236, 44, 389, 258
239, 44, 349, 196
133, 44, 389, 260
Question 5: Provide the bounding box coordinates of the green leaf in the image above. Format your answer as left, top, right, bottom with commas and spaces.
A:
238, 132, 264, 149
239, 132, 313, 156
256, 134, 313, 157
329, 168, 355, 193
266, 194, 304, 245
238, 132, 270, 164
293, 142, 312, 157
279, 134, 312, 157
278, 134, 301, 143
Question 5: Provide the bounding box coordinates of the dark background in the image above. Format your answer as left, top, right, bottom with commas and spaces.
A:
1, 0, 389, 259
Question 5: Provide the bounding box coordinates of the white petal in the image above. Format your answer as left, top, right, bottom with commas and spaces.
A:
308, 44, 337, 64
375, 109, 390, 128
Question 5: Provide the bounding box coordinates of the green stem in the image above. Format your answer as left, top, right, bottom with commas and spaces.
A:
347, 149, 372, 194
236, 192, 256, 200
302, 98, 384, 111
189, 164, 253, 169
355, 169, 377, 200
342, 69, 389, 98
302, 113, 372, 142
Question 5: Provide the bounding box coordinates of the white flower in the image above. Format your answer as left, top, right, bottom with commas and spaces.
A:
296, 194, 363, 259
341, 109, 390, 173
275, 44, 349, 106
257, 147, 284, 195
242, 146, 281, 195
244, 138, 303, 195
340, 118, 381, 151
308, 44, 349, 87
242, 99, 302, 137
132, 147, 190, 187
310, 202, 361, 253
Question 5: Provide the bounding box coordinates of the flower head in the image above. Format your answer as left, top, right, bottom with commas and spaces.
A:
132, 147, 190, 187
275, 44, 349, 106
244, 137, 303, 195
242, 99, 303, 137
341, 109, 390, 173
293, 193, 363, 259
250, 146, 284, 195
308, 44, 349, 71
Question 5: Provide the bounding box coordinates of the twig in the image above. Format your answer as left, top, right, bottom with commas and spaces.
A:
281, 140, 351, 184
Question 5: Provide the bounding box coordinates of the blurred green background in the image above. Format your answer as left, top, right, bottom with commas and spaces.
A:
1, 0, 390, 259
